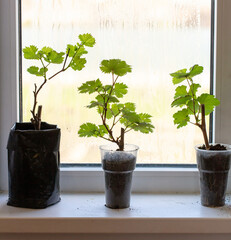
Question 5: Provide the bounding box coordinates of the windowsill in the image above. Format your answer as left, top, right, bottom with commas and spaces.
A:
1, 192, 231, 234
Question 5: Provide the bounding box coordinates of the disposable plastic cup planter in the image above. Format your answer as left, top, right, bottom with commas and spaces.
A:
100, 144, 139, 209
195, 144, 231, 207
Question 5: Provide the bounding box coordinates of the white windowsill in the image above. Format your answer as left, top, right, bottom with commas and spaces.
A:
1, 192, 231, 234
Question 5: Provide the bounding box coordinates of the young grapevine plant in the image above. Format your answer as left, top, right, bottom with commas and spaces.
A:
23, 33, 95, 130
170, 64, 220, 150
78, 59, 154, 151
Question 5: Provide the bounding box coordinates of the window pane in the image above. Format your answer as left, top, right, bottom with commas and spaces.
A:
22, 0, 211, 164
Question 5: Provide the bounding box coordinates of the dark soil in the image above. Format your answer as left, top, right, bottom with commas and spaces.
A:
199, 144, 227, 151
102, 151, 136, 172
102, 151, 137, 209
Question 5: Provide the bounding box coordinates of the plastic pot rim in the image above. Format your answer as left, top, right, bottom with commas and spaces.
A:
195, 143, 231, 153
99, 143, 139, 153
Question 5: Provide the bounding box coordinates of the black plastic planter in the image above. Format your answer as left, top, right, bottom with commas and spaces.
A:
100, 144, 139, 209
7, 122, 61, 209
195, 144, 231, 207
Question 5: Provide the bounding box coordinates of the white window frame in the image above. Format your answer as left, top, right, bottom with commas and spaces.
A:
1, 0, 231, 193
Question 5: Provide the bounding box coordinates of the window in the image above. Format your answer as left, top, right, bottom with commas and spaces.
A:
21, 0, 211, 165
1, 0, 231, 192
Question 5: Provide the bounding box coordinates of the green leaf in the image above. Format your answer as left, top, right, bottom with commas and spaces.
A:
189, 64, 203, 78
23, 45, 39, 60
106, 108, 113, 119
97, 105, 104, 115
124, 102, 136, 111
173, 109, 190, 128
121, 109, 140, 123
174, 85, 187, 99
75, 45, 88, 57
79, 33, 96, 47
111, 103, 123, 116
98, 125, 108, 136
138, 113, 153, 123
112, 83, 128, 98
95, 95, 105, 104
96, 94, 119, 104
108, 95, 119, 103
186, 100, 200, 115
104, 85, 112, 91
70, 56, 86, 71
78, 79, 103, 94
171, 95, 191, 107
87, 101, 103, 108
188, 83, 201, 97
197, 93, 220, 115
121, 112, 154, 133
131, 122, 154, 134
41, 46, 53, 55
66, 44, 75, 57
48, 51, 65, 64
170, 69, 188, 85
100, 59, 132, 76
78, 123, 99, 137
27, 66, 48, 77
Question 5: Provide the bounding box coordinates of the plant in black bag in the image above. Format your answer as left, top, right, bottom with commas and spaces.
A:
7, 34, 95, 209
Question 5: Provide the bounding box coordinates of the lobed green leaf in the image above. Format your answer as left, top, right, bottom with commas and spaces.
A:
174, 85, 187, 99
189, 64, 203, 78
23, 45, 39, 60
70, 56, 87, 71
124, 102, 136, 112
27, 66, 48, 77
66, 44, 75, 57
186, 100, 200, 115
131, 122, 154, 134
48, 51, 65, 64
197, 93, 220, 115
41, 46, 53, 55
100, 59, 132, 76
173, 109, 190, 128
121, 109, 140, 123
188, 83, 201, 97
171, 95, 192, 108
78, 123, 100, 137
79, 33, 96, 47
78, 79, 103, 94
170, 69, 188, 85
112, 83, 128, 98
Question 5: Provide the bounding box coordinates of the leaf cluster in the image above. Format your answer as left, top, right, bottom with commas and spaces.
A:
170, 64, 220, 129
78, 59, 154, 146
23, 33, 96, 78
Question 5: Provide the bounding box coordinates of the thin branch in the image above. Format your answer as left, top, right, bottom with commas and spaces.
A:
99, 136, 114, 142
186, 78, 198, 122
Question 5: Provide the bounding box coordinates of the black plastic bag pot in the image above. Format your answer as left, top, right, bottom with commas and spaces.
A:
100, 144, 139, 209
7, 122, 61, 209
195, 144, 231, 207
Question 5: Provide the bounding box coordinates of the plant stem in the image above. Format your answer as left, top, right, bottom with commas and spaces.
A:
37, 105, 42, 130
200, 104, 210, 150
186, 78, 198, 123
30, 50, 71, 130
119, 128, 125, 151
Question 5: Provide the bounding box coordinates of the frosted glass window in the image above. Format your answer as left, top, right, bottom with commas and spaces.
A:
22, 0, 211, 164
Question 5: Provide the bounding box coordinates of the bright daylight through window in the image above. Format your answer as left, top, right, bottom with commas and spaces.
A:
21, 0, 211, 164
